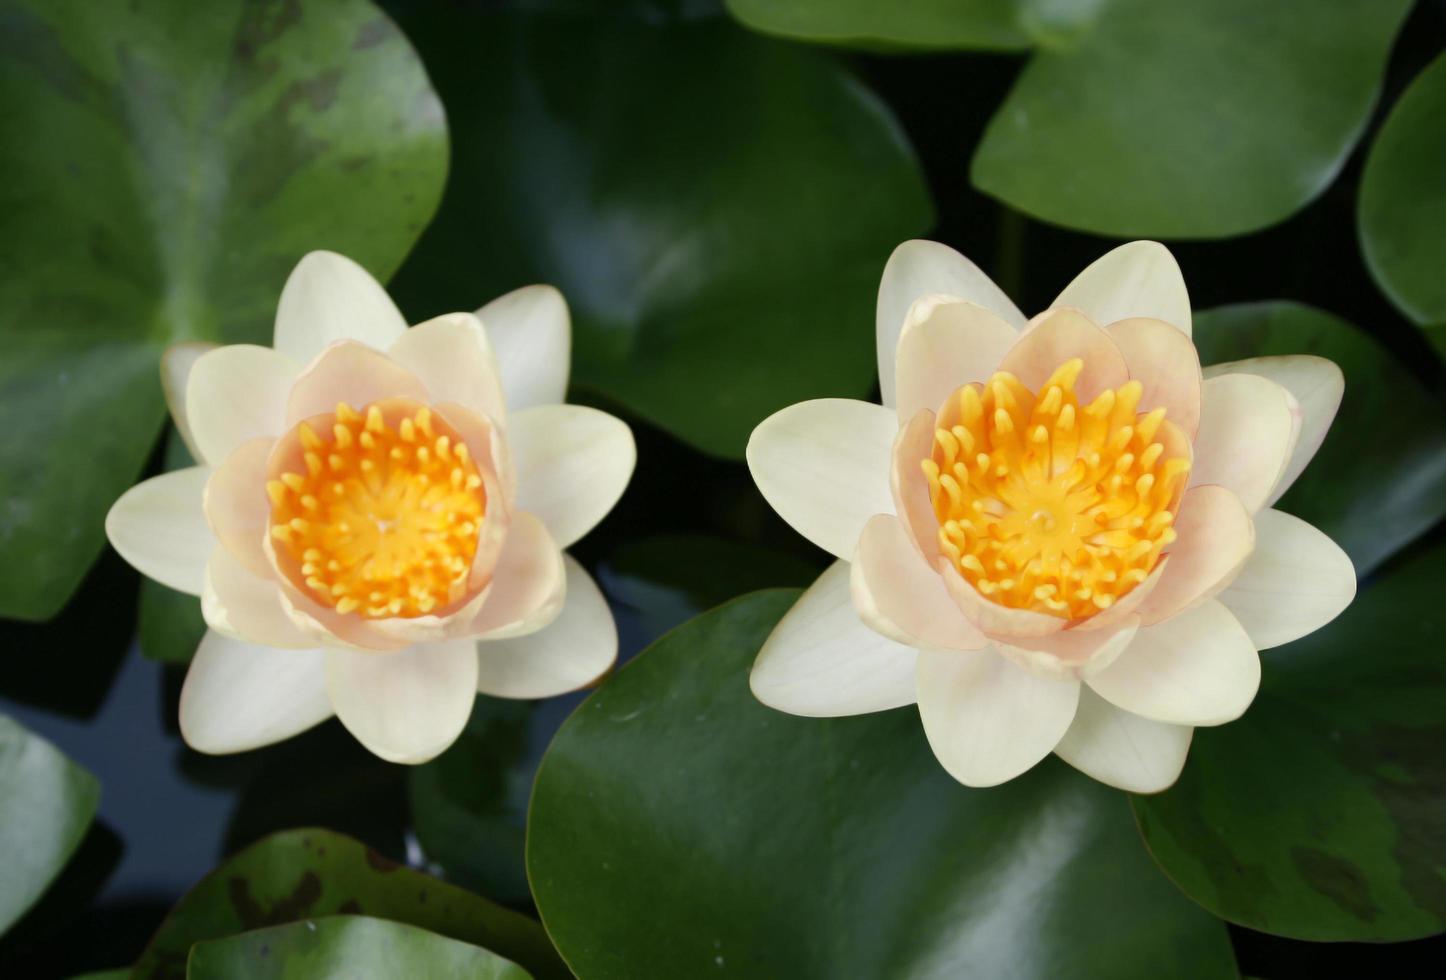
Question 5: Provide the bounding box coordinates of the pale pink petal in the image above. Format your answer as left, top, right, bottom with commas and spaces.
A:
996, 308, 1129, 402
893, 297, 1018, 423
201, 548, 314, 649
751, 561, 918, 717
326, 640, 478, 764
938, 561, 1067, 640
468, 511, 567, 640
1054, 687, 1193, 793
876, 240, 1025, 408
1217, 509, 1356, 650
1137, 485, 1255, 625
1190, 373, 1296, 512
995, 618, 1139, 680
1087, 600, 1260, 727
478, 284, 570, 410
284, 341, 428, 425
203, 437, 274, 578
916, 648, 1080, 787
105, 467, 213, 595
1050, 241, 1191, 336
1105, 317, 1202, 438
851, 514, 987, 651
890, 408, 942, 560
274, 251, 408, 364
186, 345, 299, 465
180, 631, 331, 754
388, 312, 507, 425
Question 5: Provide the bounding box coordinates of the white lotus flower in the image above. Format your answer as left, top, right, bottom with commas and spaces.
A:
106, 252, 635, 764
747, 240, 1356, 791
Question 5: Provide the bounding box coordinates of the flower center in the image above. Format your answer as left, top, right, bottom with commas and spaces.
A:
266, 398, 486, 619
921, 358, 1189, 620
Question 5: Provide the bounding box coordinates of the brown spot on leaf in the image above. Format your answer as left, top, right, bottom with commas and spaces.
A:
227, 871, 324, 928
364, 847, 400, 872
1290, 846, 1380, 922
352, 17, 395, 50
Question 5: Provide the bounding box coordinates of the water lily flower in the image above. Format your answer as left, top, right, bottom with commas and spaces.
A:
106, 252, 635, 764
747, 240, 1356, 791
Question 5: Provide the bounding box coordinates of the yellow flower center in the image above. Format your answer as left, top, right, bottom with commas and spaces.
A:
922, 359, 1189, 620
266, 398, 486, 619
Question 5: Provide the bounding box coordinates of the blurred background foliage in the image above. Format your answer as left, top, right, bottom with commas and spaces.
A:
0, 0, 1443, 976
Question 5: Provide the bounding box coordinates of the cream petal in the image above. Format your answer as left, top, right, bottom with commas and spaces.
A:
938, 561, 1067, 640
1053, 687, 1193, 793
1087, 600, 1260, 727
388, 312, 507, 426
893, 296, 1019, 423
185, 345, 299, 465
203, 437, 274, 578
746, 399, 898, 560
476, 556, 617, 699
1105, 317, 1202, 437
326, 640, 479, 765
468, 511, 567, 640
105, 466, 213, 595
436, 401, 515, 509
273, 250, 408, 364
1050, 241, 1191, 336
478, 284, 570, 410
179, 631, 331, 754
1137, 485, 1254, 626
1203, 355, 1343, 507
891, 408, 942, 561
916, 648, 1080, 787
284, 340, 429, 425
1190, 373, 1296, 512
507, 405, 635, 549
201, 547, 317, 649
876, 240, 1026, 408
995, 618, 1140, 681
161, 341, 217, 460
1217, 508, 1356, 650
751, 561, 919, 717
851, 514, 988, 651
996, 308, 1130, 402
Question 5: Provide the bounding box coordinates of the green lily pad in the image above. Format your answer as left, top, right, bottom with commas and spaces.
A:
1192, 301, 1446, 576
1133, 537, 1446, 941
726, 0, 1410, 237
0, 714, 100, 934
527, 591, 1236, 979
131, 828, 565, 980
1360, 52, 1446, 326
187, 916, 531, 980
388, 4, 930, 458
0, 0, 447, 620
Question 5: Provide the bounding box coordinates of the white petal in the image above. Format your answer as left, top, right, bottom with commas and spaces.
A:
1217, 509, 1356, 650
179, 631, 331, 754
1050, 240, 1191, 336
1054, 687, 1193, 793
893, 297, 1018, 423
273, 251, 407, 364
478, 284, 570, 410
105, 466, 213, 595
1203, 355, 1343, 507
746, 399, 898, 560
851, 514, 987, 650
161, 341, 217, 460
468, 511, 567, 640
388, 312, 507, 425
508, 405, 635, 549
751, 561, 918, 717
1087, 600, 1260, 727
877, 240, 1025, 407
1190, 373, 1296, 512
202, 548, 315, 649
186, 345, 299, 465
476, 557, 616, 699
916, 648, 1080, 787
326, 641, 479, 765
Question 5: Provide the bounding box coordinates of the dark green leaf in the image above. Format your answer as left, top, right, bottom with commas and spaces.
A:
0, 714, 100, 934
1134, 537, 1446, 941
1360, 52, 1446, 326
0, 0, 447, 619
528, 592, 1236, 979
389, 6, 931, 457
187, 915, 530, 980
725, 0, 1033, 51
131, 828, 565, 980
1192, 301, 1446, 575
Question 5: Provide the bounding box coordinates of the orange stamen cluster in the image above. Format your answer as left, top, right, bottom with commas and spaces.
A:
267, 399, 486, 619
922, 359, 1188, 620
